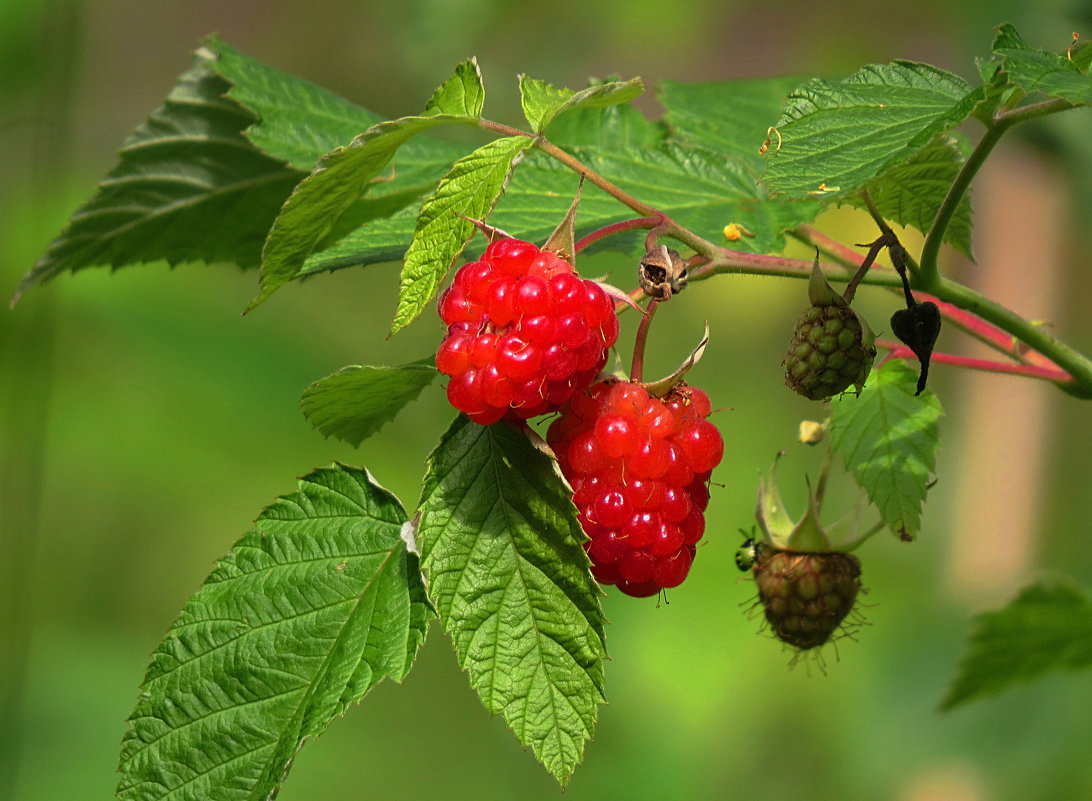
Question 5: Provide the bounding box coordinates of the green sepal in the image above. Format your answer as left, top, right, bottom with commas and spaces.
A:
806, 255, 847, 308
755, 451, 879, 553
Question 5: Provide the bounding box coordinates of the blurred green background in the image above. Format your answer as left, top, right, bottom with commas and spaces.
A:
2, 1, 1091, 800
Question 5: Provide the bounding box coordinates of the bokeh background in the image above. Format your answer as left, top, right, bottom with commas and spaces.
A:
3, 1, 1091, 800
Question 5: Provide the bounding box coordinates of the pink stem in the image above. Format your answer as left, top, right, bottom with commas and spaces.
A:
875, 339, 1072, 382
801, 225, 1053, 363
575, 217, 662, 254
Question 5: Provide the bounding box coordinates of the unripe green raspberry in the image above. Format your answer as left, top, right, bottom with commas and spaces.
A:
751, 548, 862, 650
783, 304, 876, 400
782, 257, 876, 401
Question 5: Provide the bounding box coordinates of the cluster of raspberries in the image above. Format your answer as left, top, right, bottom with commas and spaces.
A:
436, 238, 620, 424
547, 379, 724, 597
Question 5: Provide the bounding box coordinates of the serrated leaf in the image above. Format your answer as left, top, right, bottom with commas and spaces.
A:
661, 75, 806, 167
300, 359, 440, 447
13, 48, 302, 305
941, 580, 1092, 710
828, 360, 943, 539
417, 416, 606, 785
762, 61, 983, 198
991, 23, 1092, 106
424, 58, 485, 117
520, 75, 644, 133
250, 112, 481, 312
845, 134, 974, 258
491, 146, 822, 256
298, 144, 822, 280
390, 135, 532, 334
118, 463, 430, 801
209, 36, 469, 242
208, 35, 381, 169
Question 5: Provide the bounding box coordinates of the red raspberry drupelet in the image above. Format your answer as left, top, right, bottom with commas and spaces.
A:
547, 379, 724, 597
436, 238, 620, 424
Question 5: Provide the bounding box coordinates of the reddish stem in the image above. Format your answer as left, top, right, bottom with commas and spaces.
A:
575, 217, 661, 253
630, 300, 659, 382
875, 339, 1072, 382
801, 226, 1044, 360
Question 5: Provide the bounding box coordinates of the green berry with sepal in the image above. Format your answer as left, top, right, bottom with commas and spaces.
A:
783, 257, 876, 401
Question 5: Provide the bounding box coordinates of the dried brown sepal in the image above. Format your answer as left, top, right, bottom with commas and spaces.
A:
638, 244, 688, 300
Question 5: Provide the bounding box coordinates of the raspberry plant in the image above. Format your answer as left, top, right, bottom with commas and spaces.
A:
12, 23, 1092, 799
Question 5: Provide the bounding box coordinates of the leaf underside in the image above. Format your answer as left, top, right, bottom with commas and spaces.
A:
300, 359, 439, 447
844, 134, 974, 258
828, 360, 943, 539
942, 579, 1092, 710
417, 416, 606, 785
118, 464, 430, 801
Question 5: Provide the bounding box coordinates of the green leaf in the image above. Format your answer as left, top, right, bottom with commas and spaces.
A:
250, 112, 481, 312
845, 134, 973, 258
762, 61, 984, 198
390, 135, 532, 334
417, 416, 606, 785
118, 464, 430, 801
13, 48, 302, 305
424, 58, 485, 117
661, 75, 806, 167
248, 58, 489, 312
991, 23, 1092, 106
544, 100, 666, 150
828, 360, 943, 539
300, 359, 440, 447
488, 146, 821, 256
209, 36, 469, 242
942, 580, 1092, 710
208, 35, 381, 170
520, 74, 644, 133
298, 144, 822, 280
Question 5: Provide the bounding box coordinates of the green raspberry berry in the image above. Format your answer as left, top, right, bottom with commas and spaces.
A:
750, 548, 862, 650
782, 257, 876, 401
783, 304, 876, 400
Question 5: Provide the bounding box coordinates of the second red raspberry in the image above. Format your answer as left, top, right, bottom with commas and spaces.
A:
547, 379, 724, 598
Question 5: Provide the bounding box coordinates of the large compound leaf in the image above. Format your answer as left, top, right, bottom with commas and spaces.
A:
942, 580, 1092, 710
417, 416, 606, 785
828, 360, 943, 540
661, 74, 805, 167
391, 135, 532, 334
300, 359, 440, 447
250, 60, 485, 312
762, 61, 983, 199
990, 23, 1092, 106
519, 75, 644, 133
118, 464, 430, 801
845, 134, 973, 258
13, 47, 302, 305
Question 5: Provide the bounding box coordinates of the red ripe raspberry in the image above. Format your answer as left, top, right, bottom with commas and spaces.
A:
547, 379, 724, 597
437, 239, 619, 424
